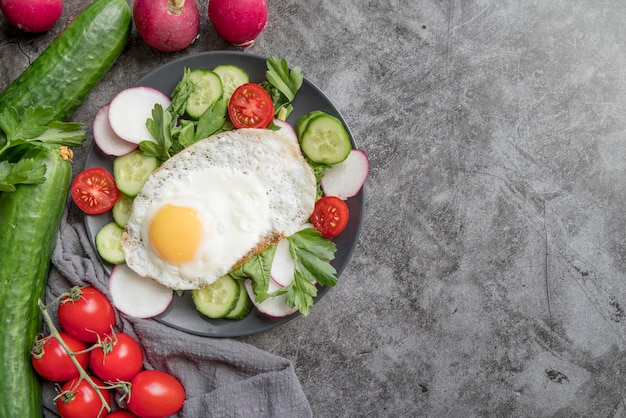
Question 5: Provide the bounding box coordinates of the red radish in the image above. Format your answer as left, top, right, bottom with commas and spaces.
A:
273, 119, 298, 144
109, 264, 173, 318
208, 0, 268, 47
108, 86, 171, 144
244, 279, 299, 318
93, 103, 139, 156
0, 0, 62, 33
321, 149, 370, 199
133, 0, 200, 52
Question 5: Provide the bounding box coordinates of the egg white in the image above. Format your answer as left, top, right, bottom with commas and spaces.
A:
121, 128, 317, 290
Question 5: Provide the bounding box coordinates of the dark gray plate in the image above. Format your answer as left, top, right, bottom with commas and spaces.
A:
85, 51, 364, 337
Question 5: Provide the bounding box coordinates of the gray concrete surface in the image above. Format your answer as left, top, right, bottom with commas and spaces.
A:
3, 0, 626, 416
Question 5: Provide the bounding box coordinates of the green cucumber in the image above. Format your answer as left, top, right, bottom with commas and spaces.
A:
96, 222, 126, 264
0, 0, 131, 415
192, 275, 240, 319
113, 149, 159, 198
0, 0, 132, 121
186, 69, 224, 119
295, 110, 324, 139
0, 148, 71, 418
224, 280, 253, 320
298, 112, 352, 164
112, 194, 133, 227
212, 64, 249, 103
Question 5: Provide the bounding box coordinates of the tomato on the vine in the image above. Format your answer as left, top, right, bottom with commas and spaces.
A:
71, 166, 120, 215
58, 286, 116, 343
90, 332, 144, 382
127, 370, 185, 418
56, 376, 111, 418
31, 332, 90, 382
310, 196, 350, 238
227, 82, 274, 129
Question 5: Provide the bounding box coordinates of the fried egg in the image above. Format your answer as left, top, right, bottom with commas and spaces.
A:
121, 128, 317, 290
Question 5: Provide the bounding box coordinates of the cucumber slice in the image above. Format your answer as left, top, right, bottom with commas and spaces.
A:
212, 64, 249, 103
112, 194, 133, 227
191, 275, 240, 319
299, 112, 352, 164
113, 149, 158, 198
224, 280, 253, 320
295, 110, 325, 139
186, 69, 223, 119
96, 222, 125, 264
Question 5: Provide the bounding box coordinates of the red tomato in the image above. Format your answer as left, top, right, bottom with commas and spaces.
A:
310, 196, 350, 238
227, 83, 274, 129
127, 370, 185, 418
31, 332, 90, 382
71, 167, 120, 215
58, 286, 116, 343
56, 376, 111, 418
90, 332, 144, 382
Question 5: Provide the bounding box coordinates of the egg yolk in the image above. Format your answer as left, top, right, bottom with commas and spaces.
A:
148, 204, 203, 264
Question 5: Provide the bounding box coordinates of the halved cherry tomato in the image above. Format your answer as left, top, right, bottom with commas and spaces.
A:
90, 332, 144, 382
71, 167, 120, 215
227, 82, 274, 129
127, 370, 185, 418
310, 196, 350, 238
56, 376, 111, 418
31, 332, 90, 382
58, 286, 116, 343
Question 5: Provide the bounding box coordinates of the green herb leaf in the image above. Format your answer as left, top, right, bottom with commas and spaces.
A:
194, 98, 227, 141
169, 68, 196, 118
0, 106, 85, 159
228, 244, 277, 302
0, 158, 47, 191
263, 56, 303, 119
143, 104, 173, 162
265, 56, 303, 102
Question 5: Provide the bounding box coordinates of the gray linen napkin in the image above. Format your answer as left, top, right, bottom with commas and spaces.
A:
42, 206, 313, 417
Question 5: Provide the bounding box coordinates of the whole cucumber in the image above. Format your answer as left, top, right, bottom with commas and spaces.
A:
0, 147, 72, 417
0, 0, 132, 121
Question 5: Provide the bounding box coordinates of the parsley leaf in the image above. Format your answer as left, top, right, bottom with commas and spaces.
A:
140, 104, 173, 162
262, 56, 303, 119
194, 98, 227, 141
0, 158, 47, 192
0, 106, 85, 156
0, 106, 84, 191
228, 244, 276, 300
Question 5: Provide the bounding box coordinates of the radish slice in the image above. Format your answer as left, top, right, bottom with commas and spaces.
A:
93, 104, 139, 156
320, 149, 370, 200
270, 239, 294, 287
271, 223, 315, 287
273, 119, 298, 143
244, 279, 298, 318
108, 86, 171, 144
109, 264, 173, 318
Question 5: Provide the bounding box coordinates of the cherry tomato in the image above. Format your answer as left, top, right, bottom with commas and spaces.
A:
90, 332, 144, 382
227, 83, 274, 129
58, 286, 116, 343
127, 370, 185, 418
310, 196, 350, 238
31, 332, 90, 382
71, 167, 120, 215
56, 376, 111, 418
